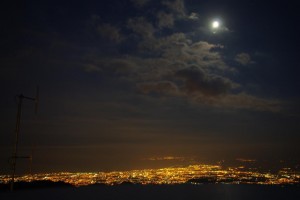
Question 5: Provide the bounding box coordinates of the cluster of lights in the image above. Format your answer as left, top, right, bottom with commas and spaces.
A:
1, 164, 299, 187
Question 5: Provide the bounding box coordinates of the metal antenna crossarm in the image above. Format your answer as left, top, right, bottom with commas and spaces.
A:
10, 87, 39, 191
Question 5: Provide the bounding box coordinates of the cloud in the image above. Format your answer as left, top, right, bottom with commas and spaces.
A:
140, 37, 230, 72
193, 93, 281, 112
84, 64, 102, 73
127, 17, 155, 39
190, 41, 223, 52
133, 62, 280, 112
109, 59, 137, 74
132, 57, 174, 82
188, 12, 199, 20
83, 57, 137, 77
235, 53, 252, 65
157, 12, 175, 28
97, 23, 123, 43
162, 0, 186, 16
176, 66, 235, 96
137, 81, 179, 95
140, 32, 191, 51
187, 41, 229, 71
81, 3, 280, 113
138, 32, 230, 71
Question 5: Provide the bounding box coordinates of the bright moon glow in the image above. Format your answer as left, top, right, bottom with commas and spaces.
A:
212, 21, 220, 28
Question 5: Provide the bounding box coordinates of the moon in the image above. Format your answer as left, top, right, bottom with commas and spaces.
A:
212, 21, 220, 29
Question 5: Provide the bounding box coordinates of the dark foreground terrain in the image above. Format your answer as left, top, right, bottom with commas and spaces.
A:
1, 183, 300, 200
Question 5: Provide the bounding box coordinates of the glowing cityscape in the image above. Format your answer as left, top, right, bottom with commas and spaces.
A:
1, 164, 299, 187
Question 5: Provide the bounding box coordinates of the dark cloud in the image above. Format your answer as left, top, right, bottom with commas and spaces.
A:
97, 23, 123, 43
162, 0, 186, 17
137, 81, 179, 95
84, 63, 102, 73
171, 65, 280, 112
127, 17, 155, 39
157, 12, 175, 28
139, 32, 191, 53
235, 53, 252, 65
176, 66, 234, 96
109, 59, 137, 74
193, 93, 281, 112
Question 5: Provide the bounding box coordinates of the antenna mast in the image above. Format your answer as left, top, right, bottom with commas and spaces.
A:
10, 86, 39, 191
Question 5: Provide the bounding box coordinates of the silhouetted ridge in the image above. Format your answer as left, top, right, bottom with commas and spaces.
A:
0, 180, 73, 191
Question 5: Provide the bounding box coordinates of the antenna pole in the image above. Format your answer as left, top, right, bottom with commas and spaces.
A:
10, 95, 23, 191
10, 86, 39, 191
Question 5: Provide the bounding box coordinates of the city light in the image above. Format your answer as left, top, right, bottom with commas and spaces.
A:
1, 164, 299, 187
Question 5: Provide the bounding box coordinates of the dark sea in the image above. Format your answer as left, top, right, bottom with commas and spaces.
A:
1, 184, 300, 200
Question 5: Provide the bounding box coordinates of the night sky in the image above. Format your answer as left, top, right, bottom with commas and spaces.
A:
1, 0, 299, 174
